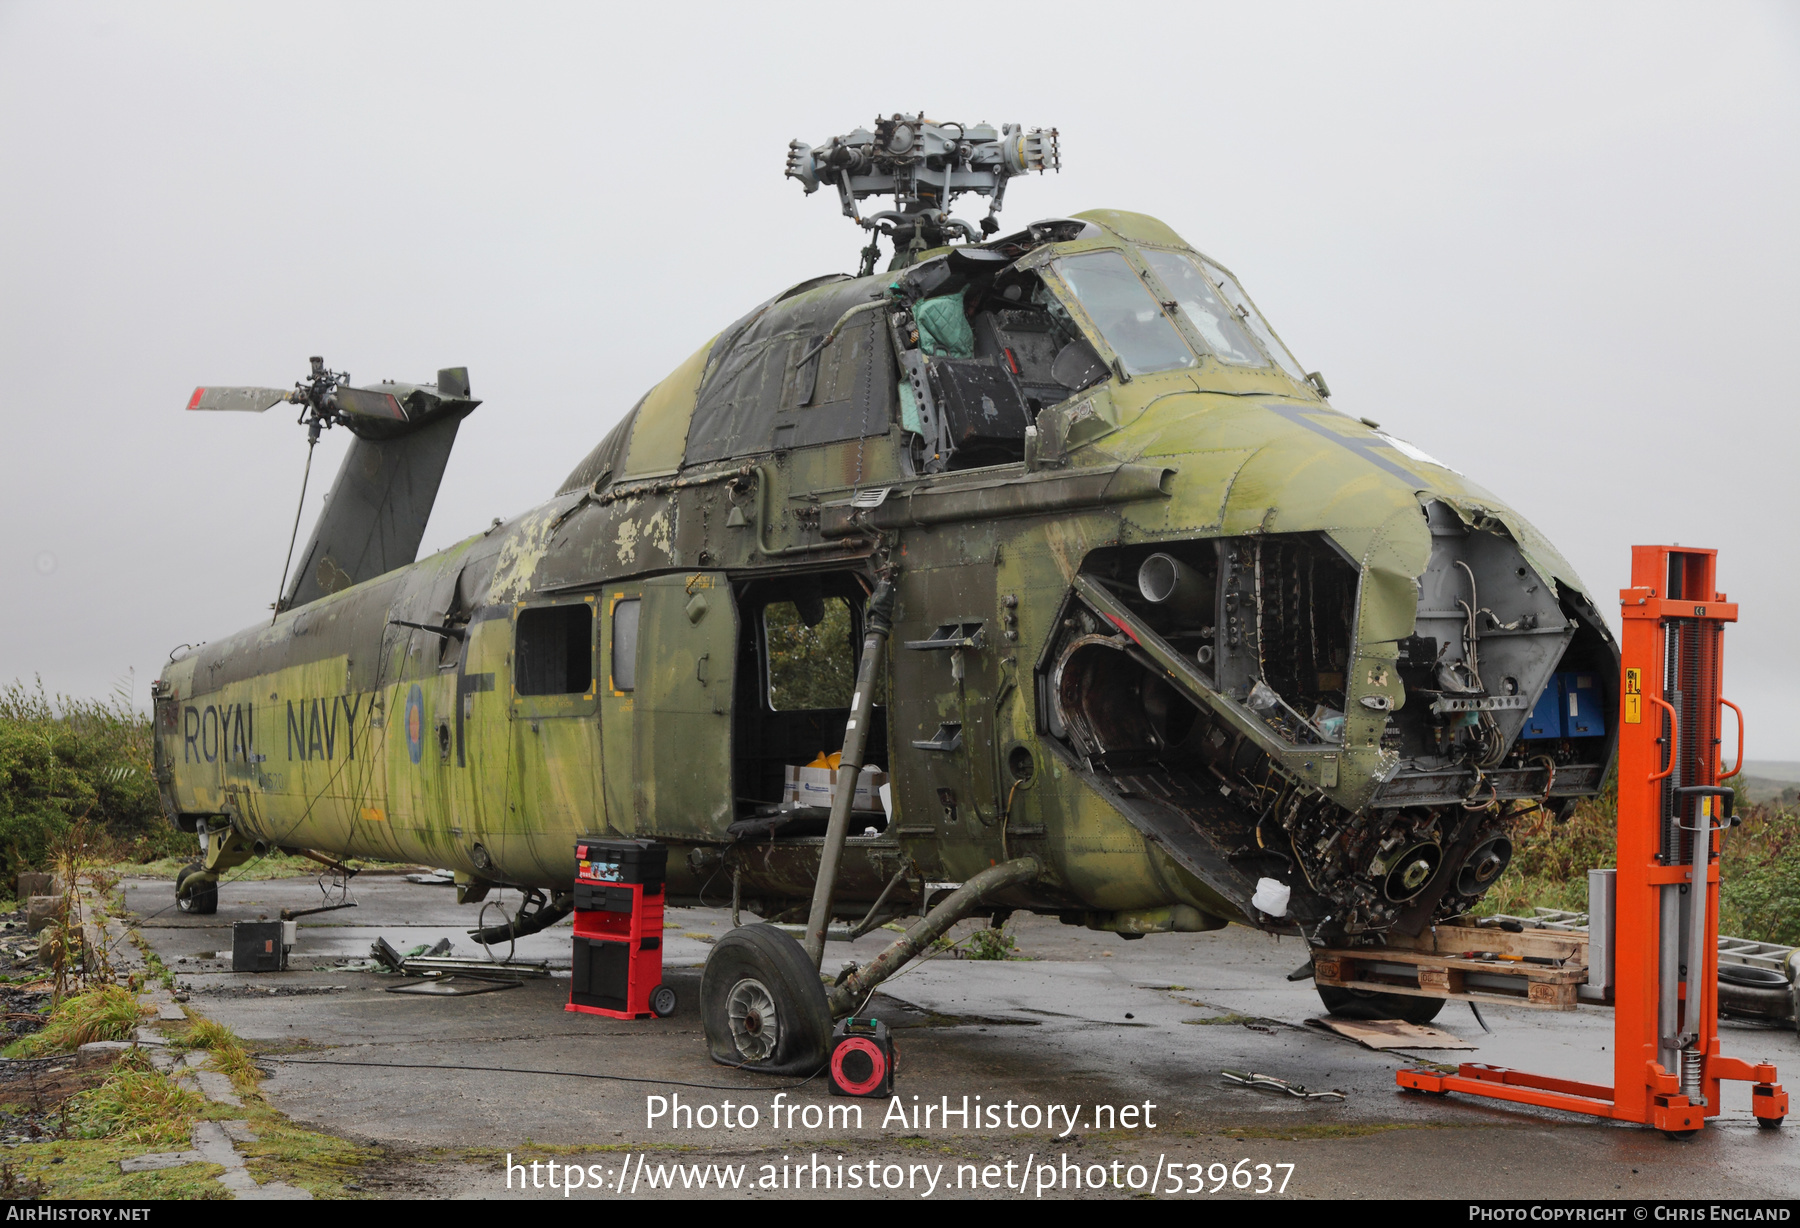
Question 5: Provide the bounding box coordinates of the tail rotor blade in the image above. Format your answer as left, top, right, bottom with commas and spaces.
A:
187, 386, 291, 413
330, 386, 408, 422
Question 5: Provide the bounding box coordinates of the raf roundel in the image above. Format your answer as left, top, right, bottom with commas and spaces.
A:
404, 684, 425, 765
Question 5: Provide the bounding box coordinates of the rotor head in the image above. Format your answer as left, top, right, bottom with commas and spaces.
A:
786, 114, 1059, 266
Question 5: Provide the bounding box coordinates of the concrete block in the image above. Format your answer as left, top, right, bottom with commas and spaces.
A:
76, 1041, 137, 1067
25, 895, 64, 933
194, 1069, 242, 1107
15, 873, 60, 900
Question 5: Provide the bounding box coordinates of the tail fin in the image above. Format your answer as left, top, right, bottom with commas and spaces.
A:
282, 370, 478, 610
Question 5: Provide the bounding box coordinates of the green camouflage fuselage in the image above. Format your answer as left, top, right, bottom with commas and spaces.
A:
156, 209, 1616, 940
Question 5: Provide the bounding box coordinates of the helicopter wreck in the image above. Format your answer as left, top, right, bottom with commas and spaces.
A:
155, 115, 1616, 1066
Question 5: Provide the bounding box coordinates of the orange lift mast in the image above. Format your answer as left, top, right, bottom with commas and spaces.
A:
1398, 545, 1786, 1137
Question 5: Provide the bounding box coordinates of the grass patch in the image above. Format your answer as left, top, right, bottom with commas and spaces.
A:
117, 851, 327, 882
116, 852, 434, 882
137, 943, 176, 992
5, 985, 144, 1056
0, 1052, 221, 1199
69, 1051, 206, 1148
1183, 1014, 1279, 1027
11, 1137, 229, 1200
235, 1103, 382, 1198
183, 1018, 260, 1091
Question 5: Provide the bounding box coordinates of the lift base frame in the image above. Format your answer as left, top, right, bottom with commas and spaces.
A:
1396, 545, 1786, 1136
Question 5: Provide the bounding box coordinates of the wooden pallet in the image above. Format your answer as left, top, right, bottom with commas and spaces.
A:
1313, 922, 1590, 1011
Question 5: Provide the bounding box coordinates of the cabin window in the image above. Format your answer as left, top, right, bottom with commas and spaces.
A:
1197, 259, 1308, 382
515, 605, 593, 696
610, 599, 640, 692
764, 596, 855, 711
1139, 249, 1264, 367
1056, 250, 1198, 376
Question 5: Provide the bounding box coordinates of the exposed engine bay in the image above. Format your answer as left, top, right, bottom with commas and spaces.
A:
1038, 508, 1617, 943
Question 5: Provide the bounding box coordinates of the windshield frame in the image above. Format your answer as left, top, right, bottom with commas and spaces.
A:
1032, 239, 1315, 397
1190, 254, 1309, 384
1042, 247, 1200, 378
1137, 246, 1269, 370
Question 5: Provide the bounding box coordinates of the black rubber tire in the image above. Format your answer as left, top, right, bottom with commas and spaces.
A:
700, 924, 830, 1075
649, 984, 677, 1019
1756, 1117, 1784, 1130
1718, 963, 1788, 989
1316, 984, 1445, 1025
175, 863, 218, 915
1661, 1129, 1700, 1142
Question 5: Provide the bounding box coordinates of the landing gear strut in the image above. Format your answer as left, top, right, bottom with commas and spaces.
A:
175, 863, 217, 915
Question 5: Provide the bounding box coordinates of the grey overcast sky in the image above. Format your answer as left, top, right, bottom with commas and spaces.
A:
2, 2, 1797, 755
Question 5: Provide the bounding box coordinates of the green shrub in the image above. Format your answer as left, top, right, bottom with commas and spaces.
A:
1477, 770, 1800, 946
964, 925, 1018, 961
1719, 806, 1800, 947
0, 680, 189, 879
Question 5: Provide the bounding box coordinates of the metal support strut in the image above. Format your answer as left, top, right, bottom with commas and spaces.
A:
803, 573, 897, 969
827, 857, 1041, 1018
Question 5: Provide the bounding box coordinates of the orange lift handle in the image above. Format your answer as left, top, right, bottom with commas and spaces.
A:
1719, 698, 1745, 781
1645, 694, 1679, 783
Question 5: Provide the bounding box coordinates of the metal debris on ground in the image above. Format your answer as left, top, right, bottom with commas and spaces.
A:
1221, 1069, 1346, 1101
1307, 1016, 1477, 1051
368, 936, 551, 980
386, 976, 521, 996
403, 869, 457, 886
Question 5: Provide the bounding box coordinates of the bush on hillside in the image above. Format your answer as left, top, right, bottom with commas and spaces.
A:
0, 680, 188, 879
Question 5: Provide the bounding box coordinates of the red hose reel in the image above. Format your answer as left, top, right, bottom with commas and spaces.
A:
829, 1017, 896, 1097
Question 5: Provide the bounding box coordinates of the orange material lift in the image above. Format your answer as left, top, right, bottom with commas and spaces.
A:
1397, 545, 1787, 1137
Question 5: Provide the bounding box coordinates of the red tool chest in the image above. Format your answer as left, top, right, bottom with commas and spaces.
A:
567, 837, 675, 1020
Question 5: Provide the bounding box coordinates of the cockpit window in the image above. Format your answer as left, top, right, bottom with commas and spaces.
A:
1139, 249, 1264, 367
1198, 259, 1308, 383
1055, 251, 1198, 376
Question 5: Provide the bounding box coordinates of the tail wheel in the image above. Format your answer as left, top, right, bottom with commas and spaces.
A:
175, 863, 218, 915
700, 923, 830, 1075
1316, 983, 1445, 1025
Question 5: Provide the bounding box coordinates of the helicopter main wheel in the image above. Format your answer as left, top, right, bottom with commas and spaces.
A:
700, 924, 830, 1075
175, 863, 218, 915
1316, 984, 1445, 1025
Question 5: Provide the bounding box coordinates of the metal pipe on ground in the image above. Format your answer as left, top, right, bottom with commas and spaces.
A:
827, 857, 1041, 1018
803, 574, 896, 969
